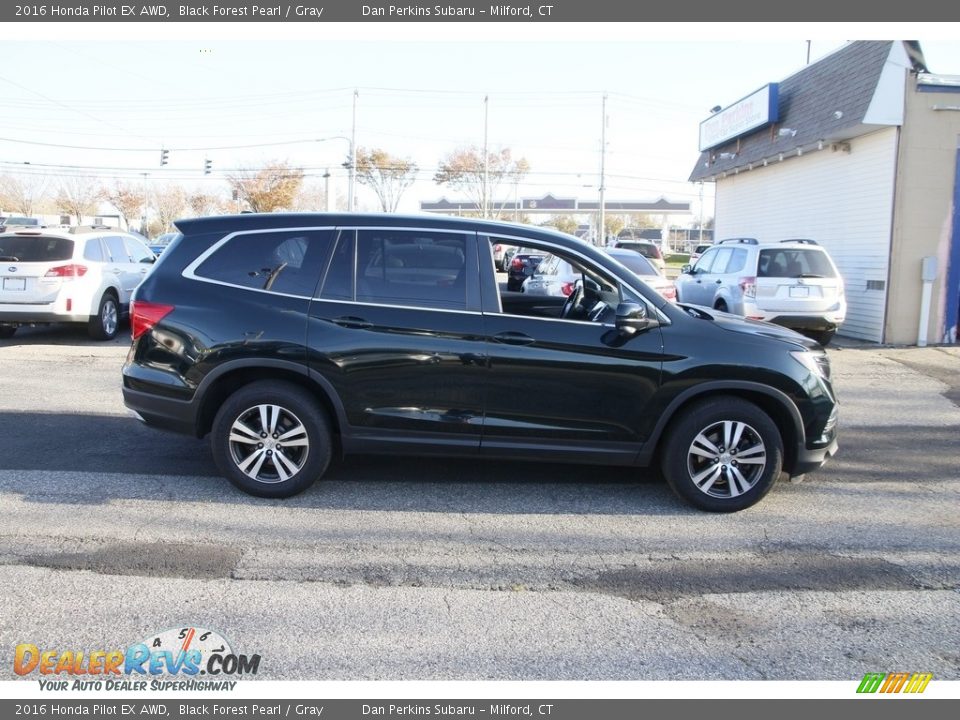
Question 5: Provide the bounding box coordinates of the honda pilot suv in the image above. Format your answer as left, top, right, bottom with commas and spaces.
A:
674, 238, 845, 346
122, 214, 838, 512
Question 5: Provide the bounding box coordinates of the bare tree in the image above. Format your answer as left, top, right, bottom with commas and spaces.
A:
1, 174, 50, 216
227, 162, 304, 213
291, 180, 330, 212
103, 182, 145, 230
353, 147, 418, 212
545, 215, 580, 235
186, 191, 219, 218
434, 146, 529, 219
151, 184, 187, 234
55, 176, 103, 225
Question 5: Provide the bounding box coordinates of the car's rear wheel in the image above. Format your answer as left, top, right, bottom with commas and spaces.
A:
714, 299, 728, 312
0, 325, 16, 339
88, 292, 119, 340
661, 397, 783, 512
211, 380, 332, 498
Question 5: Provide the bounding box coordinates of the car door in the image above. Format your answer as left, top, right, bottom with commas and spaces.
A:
480, 235, 664, 462
307, 226, 487, 453
678, 247, 718, 306
102, 235, 140, 305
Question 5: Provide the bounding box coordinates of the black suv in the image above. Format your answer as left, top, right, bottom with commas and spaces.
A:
123, 213, 838, 512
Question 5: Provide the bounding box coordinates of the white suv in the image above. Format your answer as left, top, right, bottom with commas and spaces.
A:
0, 226, 156, 340
674, 238, 846, 345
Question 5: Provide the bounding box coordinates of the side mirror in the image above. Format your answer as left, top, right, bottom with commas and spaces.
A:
615, 301, 657, 335
142, 256, 156, 264
681, 264, 693, 274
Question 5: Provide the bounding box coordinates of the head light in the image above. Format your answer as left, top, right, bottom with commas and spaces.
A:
790, 350, 830, 379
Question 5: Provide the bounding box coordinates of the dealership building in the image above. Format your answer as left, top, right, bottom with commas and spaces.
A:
690, 40, 960, 345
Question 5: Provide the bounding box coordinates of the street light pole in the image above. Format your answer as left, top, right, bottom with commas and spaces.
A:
349, 89, 358, 212
598, 93, 607, 246
140, 172, 149, 233
483, 95, 489, 218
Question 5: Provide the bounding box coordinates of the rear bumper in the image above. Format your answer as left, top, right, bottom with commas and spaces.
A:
0, 308, 92, 324
122, 385, 199, 436
768, 315, 843, 332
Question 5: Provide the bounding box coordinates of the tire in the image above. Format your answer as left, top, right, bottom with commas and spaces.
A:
806, 329, 835, 347
88, 292, 119, 340
211, 380, 332, 499
714, 299, 728, 313
660, 397, 783, 512
0, 325, 16, 339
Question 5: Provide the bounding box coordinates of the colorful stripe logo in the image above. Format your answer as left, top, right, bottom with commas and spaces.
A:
857, 672, 933, 694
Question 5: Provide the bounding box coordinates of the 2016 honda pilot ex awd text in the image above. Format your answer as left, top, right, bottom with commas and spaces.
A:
122, 213, 838, 512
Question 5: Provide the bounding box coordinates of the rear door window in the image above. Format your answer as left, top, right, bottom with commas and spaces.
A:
351, 229, 468, 310
194, 229, 334, 296
104, 236, 131, 263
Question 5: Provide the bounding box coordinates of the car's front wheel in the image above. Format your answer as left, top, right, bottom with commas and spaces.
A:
211, 381, 333, 498
0, 325, 16, 339
661, 397, 783, 512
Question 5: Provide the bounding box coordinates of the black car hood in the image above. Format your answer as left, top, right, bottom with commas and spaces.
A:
677, 304, 821, 351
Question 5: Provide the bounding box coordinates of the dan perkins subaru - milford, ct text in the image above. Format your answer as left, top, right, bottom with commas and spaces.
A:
362, 5, 555, 16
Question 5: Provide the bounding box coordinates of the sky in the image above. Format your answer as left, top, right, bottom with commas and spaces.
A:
4, 23, 960, 224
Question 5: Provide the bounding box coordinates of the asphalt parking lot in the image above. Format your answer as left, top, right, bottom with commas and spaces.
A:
1, 324, 959, 681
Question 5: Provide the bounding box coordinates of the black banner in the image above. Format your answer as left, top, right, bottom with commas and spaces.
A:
1, 0, 951, 23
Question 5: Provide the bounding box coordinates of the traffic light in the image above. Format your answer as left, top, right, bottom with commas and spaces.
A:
204, 158, 212, 175
160, 148, 169, 166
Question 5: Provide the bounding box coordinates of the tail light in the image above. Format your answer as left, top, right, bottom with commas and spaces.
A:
494, 244, 502, 253
560, 282, 575, 297
131, 300, 174, 340
510, 257, 523, 270
739, 276, 757, 299
44, 264, 87, 278
661, 285, 677, 301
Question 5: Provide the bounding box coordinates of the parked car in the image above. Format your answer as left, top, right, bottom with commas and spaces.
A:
613, 240, 666, 273
0, 216, 40, 232
149, 232, 179, 256
604, 247, 676, 302
123, 213, 838, 512
492, 242, 507, 271
506, 249, 545, 291
0, 226, 155, 340
523, 248, 676, 303
690, 243, 712, 263
674, 237, 845, 346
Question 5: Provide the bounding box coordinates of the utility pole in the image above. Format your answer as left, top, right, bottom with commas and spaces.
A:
140, 172, 149, 233
698, 182, 705, 244
483, 95, 489, 218
598, 93, 607, 246
324, 168, 332, 212
349, 89, 358, 212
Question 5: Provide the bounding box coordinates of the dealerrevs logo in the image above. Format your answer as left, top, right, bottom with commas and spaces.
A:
14, 626, 261, 691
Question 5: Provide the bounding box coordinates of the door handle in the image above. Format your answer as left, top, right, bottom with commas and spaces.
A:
493, 331, 535, 346
332, 316, 372, 330
715, 279, 723, 284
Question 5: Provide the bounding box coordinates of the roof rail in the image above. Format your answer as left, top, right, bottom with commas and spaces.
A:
718, 237, 758, 245
68, 225, 113, 234
781, 238, 818, 245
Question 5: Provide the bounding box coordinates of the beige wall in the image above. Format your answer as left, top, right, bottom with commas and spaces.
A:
888, 77, 960, 344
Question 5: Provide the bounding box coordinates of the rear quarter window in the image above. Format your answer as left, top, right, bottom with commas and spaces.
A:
194, 229, 334, 296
